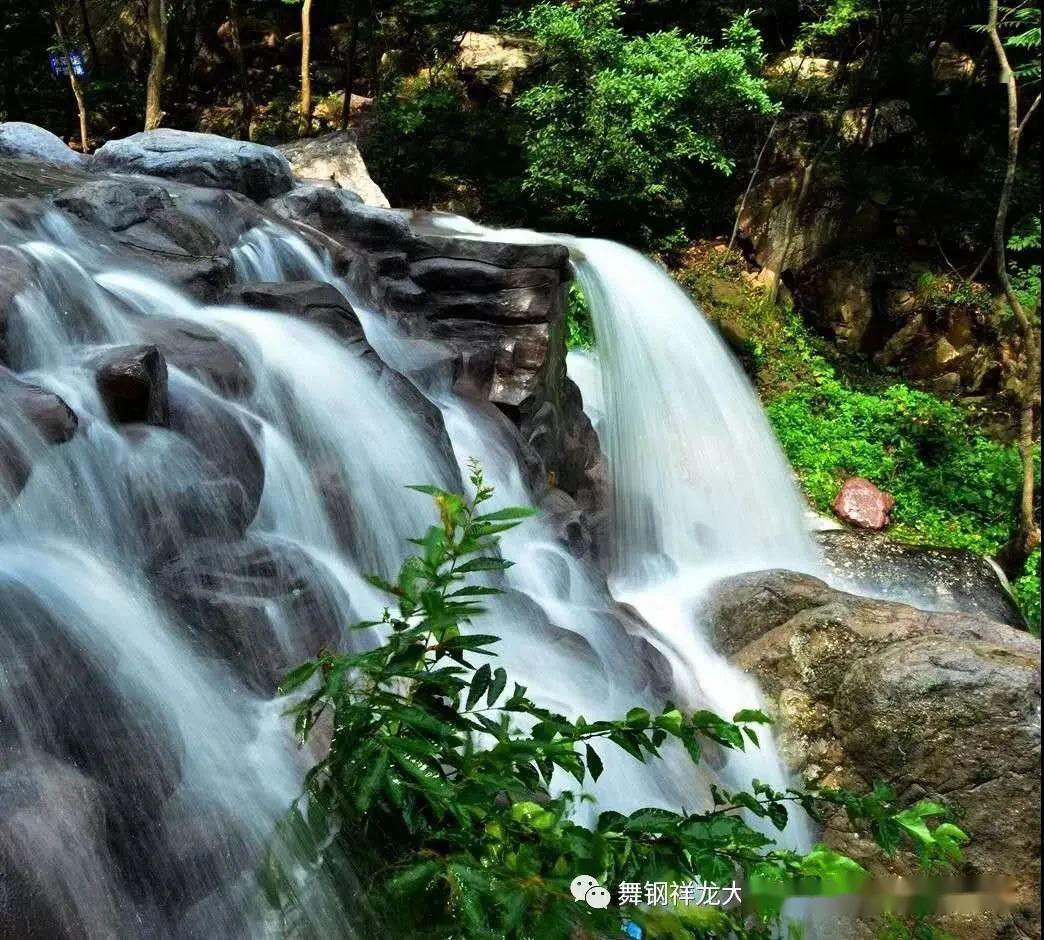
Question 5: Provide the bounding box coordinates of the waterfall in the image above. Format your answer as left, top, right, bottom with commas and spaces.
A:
1, 203, 821, 937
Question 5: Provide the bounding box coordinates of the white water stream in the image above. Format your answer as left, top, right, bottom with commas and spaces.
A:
0, 208, 826, 936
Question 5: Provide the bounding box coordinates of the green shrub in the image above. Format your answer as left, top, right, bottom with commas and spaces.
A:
512, 1, 776, 245
768, 376, 1033, 555
1012, 548, 1041, 635
264, 465, 967, 937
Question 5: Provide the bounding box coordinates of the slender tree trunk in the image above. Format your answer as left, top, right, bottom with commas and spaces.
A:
368, 0, 380, 102
729, 55, 807, 252
145, 0, 168, 130
53, 13, 90, 153
986, 0, 1042, 573
339, 6, 359, 130
228, 0, 253, 139
299, 0, 314, 132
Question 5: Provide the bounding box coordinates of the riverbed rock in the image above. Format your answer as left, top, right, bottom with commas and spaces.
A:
278, 131, 389, 207
705, 569, 1041, 939
832, 476, 894, 529
0, 755, 124, 939
134, 316, 254, 398
223, 280, 365, 345
0, 247, 31, 366
0, 122, 86, 168
156, 536, 344, 693
123, 380, 263, 563
51, 178, 236, 299
92, 129, 293, 201
94, 344, 169, 427
816, 529, 1026, 627
0, 368, 78, 507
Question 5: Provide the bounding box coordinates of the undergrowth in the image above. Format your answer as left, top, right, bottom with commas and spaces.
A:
673, 248, 1042, 633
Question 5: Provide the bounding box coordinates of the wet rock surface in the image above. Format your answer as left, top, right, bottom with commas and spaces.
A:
0, 367, 78, 506
94, 344, 170, 427
706, 569, 1041, 939
157, 536, 345, 694
92, 129, 293, 201
816, 528, 1026, 627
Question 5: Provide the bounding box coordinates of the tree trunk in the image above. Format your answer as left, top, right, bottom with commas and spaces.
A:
228, 0, 253, 140
729, 55, 807, 253
53, 13, 90, 153
339, 7, 359, 130
986, 0, 1042, 574
299, 0, 314, 132
145, 0, 168, 130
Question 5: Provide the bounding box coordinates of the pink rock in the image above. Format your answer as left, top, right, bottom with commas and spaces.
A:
832, 477, 895, 530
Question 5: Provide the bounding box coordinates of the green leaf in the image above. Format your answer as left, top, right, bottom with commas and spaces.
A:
585, 743, 604, 781
356, 747, 389, 812
487, 666, 508, 706
467, 663, 492, 710
456, 557, 514, 573
474, 506, 540, 522
277, 660, 320, 696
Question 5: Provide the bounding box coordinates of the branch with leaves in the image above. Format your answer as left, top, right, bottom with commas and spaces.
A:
265, 462, 968, 938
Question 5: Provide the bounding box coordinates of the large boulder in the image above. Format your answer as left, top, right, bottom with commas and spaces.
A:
0, 368, 78, 507
94, 344, 169, 427
816, 529, 1025, 628
705, 570, 1041, 939
277, 131, 389, 207
134, 316, 254, 398
52, 179, 238, 299
0, 756, 124, 939
92, 130, 293, 201
0, 122, 86, 168
156, 536, 344, 693
0, 247, 30, 366
223, 280, 366, 346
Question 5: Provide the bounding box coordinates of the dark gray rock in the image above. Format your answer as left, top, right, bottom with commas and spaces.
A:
94, 344, 169, 426
0, 122, 86, 168
816, 529, 1025, 628
52, 178, 235, 300
0, 368, 78, 507
0, 247, 31, 366
135, 316, 254, 398
92, 130, 293, 201
224, 280, 365, 345
267, 184, 414, 251
0, 756, 123, 940
157, 536, 344, 694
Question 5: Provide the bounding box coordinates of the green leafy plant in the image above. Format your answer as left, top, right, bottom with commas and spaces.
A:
512, 1, 776, 245
264, 464, 968, 937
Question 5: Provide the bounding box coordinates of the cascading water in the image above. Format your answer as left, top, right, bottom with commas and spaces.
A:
1, 199, 824, 937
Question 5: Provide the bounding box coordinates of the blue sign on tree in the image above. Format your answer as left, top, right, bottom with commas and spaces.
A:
48, 49, 88, 80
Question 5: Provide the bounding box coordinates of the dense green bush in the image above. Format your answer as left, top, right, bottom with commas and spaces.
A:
513, 0, 775, 245
265, 466, 967, 937
768, 378, 1032, 553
